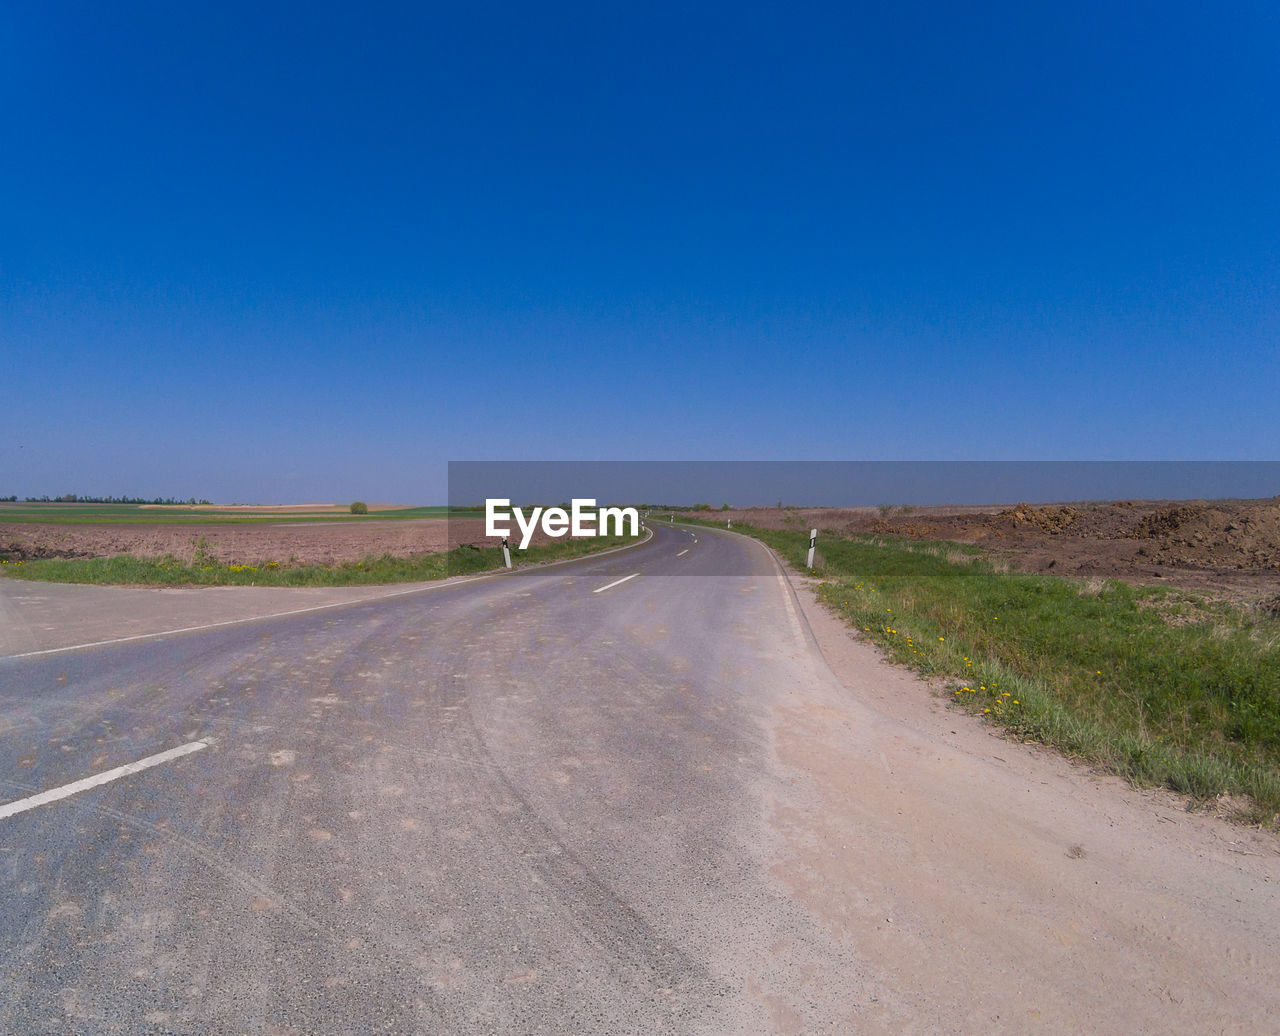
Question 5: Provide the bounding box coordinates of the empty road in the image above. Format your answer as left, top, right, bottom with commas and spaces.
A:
2, 525, 1277, 1033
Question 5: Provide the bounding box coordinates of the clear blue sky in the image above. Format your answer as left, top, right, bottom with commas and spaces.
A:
3, 3, 1278, 502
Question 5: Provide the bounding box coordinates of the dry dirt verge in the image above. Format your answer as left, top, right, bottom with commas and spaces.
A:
766, 557, 1280, 1031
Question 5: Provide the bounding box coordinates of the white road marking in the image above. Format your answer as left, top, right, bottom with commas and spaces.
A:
677, 549, 689, 557
776, 573, 807, 643
0, 739, 213, 821
592, 573, 639, 594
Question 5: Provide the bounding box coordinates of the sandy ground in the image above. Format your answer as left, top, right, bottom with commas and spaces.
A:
773, 555, 1279, 1032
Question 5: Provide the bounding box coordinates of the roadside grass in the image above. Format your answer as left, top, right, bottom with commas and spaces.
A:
688, 519, 1280, 826
0, 533, 640, 588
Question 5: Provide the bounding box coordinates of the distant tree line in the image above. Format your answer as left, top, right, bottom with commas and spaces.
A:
3, 495, 212, 505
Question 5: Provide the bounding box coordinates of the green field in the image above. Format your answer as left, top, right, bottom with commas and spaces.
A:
0, 504, 479, 525
683, 518, 1280, 827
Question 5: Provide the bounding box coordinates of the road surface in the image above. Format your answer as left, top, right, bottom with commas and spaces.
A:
1, 525, 1277, 1032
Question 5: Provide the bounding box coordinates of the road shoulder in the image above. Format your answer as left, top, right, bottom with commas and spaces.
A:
764, 555, 1280, 1030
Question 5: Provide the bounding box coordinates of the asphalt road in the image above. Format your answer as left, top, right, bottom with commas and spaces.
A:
0, 525, 867, 1032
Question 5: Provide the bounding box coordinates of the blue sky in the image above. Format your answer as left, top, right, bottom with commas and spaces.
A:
3, 3, 1278, 501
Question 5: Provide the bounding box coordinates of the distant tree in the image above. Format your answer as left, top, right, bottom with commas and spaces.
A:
350, 501, 369, 515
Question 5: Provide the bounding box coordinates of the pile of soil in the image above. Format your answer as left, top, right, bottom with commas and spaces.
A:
997, 503, 1082, 533
1131, 506, 1202, 539
1140, 504, 1280, 571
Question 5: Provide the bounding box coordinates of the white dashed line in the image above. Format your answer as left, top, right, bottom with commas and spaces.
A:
677, 549, 689, 557
0, 739, 213, 821
592, 573, 639, 594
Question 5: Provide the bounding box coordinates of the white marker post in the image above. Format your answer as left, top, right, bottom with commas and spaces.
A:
501, 537, 512, 569
727, 518, 731, 529
807, 529, 817, 569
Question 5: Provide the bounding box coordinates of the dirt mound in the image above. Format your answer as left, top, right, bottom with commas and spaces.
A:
997, 502, 1081, 533
1064, 505, 1149, 538
863, 519, 935, 539
1144, 504, 1280, 570
1132, 506, 1202, 538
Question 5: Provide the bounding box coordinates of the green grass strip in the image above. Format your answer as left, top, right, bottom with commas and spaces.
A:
0, 534, 640, 588
687, 519, 1280, 826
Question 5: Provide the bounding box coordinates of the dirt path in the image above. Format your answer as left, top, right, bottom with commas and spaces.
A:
772, 563, 1279, 1031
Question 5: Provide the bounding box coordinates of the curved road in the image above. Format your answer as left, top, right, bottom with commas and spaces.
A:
0, 526, 861, 1032
4, 524, 1279, 1033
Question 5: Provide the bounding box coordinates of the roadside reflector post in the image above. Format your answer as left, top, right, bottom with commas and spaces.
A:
727, 518, 731, 529
502, 537, 511, 569
807, 529, 817, 569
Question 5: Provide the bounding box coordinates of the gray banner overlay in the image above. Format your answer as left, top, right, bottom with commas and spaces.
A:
445, 462, 1280, 577
449, 461, 1280, 510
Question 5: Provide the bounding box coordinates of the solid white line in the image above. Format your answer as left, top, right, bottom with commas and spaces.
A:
2, 527, 657, 661
677, 549, 689, 557
592, 572, 639, 594
0, 739, 212, 821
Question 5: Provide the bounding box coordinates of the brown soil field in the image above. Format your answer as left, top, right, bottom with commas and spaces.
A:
0, 519, 531, 566
136, 503, 415, 513
687, 498, 1280, 602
